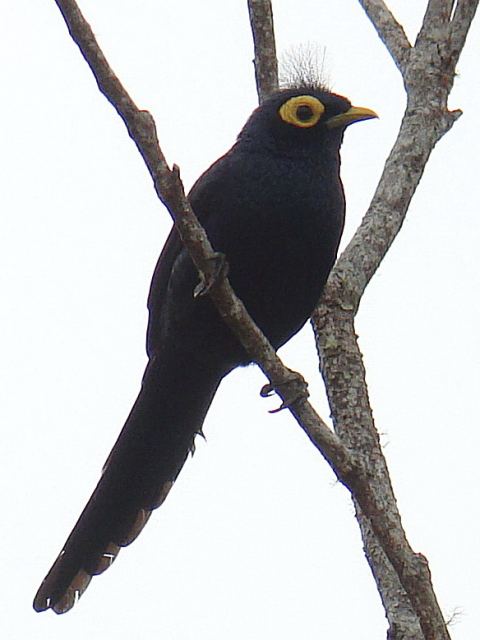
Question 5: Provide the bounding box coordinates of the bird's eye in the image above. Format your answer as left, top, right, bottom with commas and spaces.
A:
296, 105, 314, 122
278, 95, 325, 128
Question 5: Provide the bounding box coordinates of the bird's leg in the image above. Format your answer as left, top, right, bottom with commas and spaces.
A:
193, 252, 229, 297
260, 370, 310, 413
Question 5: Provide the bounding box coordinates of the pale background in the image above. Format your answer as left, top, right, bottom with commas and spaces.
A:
1, 1, 479, 638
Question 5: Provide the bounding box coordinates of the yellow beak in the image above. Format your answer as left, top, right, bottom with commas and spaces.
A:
326, 106, 378, 129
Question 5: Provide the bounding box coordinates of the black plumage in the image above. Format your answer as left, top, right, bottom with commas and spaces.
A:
33, 86, 376, 613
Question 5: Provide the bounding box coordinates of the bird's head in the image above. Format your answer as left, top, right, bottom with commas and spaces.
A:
238, 86, 377, 156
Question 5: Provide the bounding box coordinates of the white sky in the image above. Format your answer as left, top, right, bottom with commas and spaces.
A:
1, 1, 479, 638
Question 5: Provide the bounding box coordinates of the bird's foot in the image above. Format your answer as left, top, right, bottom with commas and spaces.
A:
193, 252, 229, 297
260, 371, 310, 413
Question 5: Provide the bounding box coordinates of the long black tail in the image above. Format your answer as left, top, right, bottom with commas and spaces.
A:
33, 349, 223, 614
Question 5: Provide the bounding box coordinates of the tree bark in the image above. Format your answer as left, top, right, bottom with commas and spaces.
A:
312, 2, 478, 639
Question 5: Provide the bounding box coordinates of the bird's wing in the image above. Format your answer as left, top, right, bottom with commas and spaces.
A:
146, 150, 233, 357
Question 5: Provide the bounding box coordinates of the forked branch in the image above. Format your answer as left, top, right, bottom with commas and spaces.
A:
311, 2, 478, 639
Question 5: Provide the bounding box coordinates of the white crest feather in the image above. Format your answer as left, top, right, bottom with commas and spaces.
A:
279, 43, 331, 91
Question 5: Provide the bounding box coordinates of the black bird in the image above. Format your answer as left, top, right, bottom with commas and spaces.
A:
33, 85, 376, 613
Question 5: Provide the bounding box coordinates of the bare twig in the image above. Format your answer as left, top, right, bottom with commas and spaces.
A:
358, 0, 412, 74
247, 0, 279, 101
52, 1, 172, 213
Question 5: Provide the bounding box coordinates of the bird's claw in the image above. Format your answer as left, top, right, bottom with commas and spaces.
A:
260, 372, 309, 413
194, 252, 229, 297
260, 383, 275, 398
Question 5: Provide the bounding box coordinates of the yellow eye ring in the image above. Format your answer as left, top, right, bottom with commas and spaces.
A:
278, 95, 325, 128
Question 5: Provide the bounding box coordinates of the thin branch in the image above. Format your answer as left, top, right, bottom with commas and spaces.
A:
52, 0, 358, 496
412, 0, 478, 99
356, 510, 423, 639
324, 107, 458, 312
247, 0, 279, 102
358, 0, 412, 74
53, 1, 172, 214
419, 0, 456, 41
450, 0, 480, 60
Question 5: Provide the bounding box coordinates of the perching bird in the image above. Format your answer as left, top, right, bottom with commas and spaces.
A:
33, 84, 376, 614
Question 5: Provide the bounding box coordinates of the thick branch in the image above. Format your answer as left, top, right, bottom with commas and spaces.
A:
247, 0, 279, 101
311, 2, 479, 639
313, 305, 444, 640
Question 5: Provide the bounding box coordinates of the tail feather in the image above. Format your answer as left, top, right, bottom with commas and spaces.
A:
33, 352, 222, 613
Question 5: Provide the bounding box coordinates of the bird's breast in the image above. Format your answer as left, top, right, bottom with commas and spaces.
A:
201, 157, 345, 349
154, 149, 346, 364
